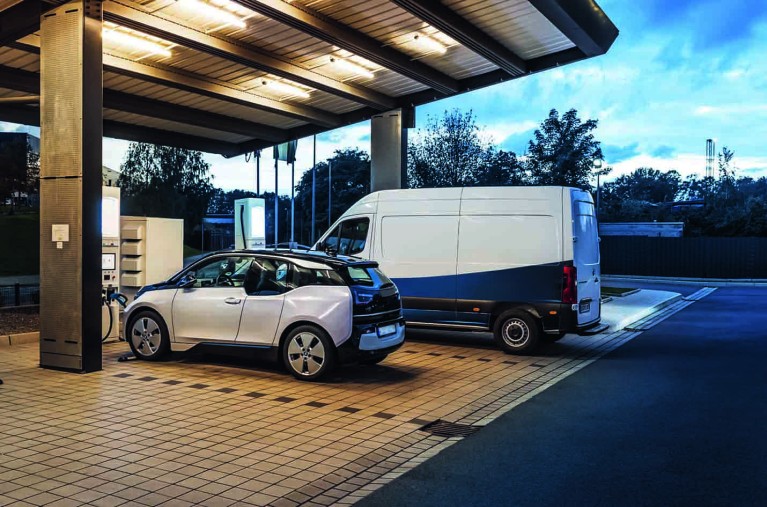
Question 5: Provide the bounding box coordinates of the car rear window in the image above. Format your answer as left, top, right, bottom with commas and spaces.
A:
343, 266, 391, 287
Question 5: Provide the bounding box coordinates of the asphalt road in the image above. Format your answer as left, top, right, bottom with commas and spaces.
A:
359, 287, 767, 507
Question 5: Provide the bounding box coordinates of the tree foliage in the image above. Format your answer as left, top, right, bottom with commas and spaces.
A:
407, 109, 526, 188
294, 148, 370, 244
0, 136, 39, 212
600, 148, 767, 236
525, 108, 605, 190
118, 143, 214, 235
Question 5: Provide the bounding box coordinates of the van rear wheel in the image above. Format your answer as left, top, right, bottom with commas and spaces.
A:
493, 311, 539, 354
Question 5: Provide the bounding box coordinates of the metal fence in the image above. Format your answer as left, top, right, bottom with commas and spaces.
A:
0, 284, 40, 308
600, 236, 767, 279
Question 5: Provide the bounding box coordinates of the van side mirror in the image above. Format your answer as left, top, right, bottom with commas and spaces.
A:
177, 273, 196, 288
315, 240, 325, 251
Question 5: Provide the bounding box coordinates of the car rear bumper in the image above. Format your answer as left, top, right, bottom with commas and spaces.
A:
337, 318, 405, 363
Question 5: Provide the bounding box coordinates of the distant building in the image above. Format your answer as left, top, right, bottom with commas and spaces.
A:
599, 222, 684, 238
103, 166, 121, 187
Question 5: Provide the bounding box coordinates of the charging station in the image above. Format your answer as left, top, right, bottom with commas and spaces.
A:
101, 186, 121, 341
234, 198, 266, 250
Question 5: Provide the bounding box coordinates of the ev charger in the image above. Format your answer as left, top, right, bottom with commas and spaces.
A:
102, 186, 121, 341
234, 198, 266, 249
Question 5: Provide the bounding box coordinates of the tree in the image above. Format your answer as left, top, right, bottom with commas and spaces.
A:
600, 168, 682, 221
525, 109, 604, 190
407, 109, 527, 188
0, 135, 38, 213
118, 143, 215, 237
294, 148, 370, 244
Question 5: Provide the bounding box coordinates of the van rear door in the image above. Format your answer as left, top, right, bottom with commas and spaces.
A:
571, 191, 601, 326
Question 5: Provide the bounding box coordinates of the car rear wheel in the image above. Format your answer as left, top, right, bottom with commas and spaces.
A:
282, 325, 335, 381
128, 310, 170, 361
493, 311, 539, 354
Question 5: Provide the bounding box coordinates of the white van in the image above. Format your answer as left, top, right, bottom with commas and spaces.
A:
314, 186, 602, 353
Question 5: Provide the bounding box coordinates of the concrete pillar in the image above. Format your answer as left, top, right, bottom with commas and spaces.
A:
370, 107, 414, 192
39, 0, 103, 372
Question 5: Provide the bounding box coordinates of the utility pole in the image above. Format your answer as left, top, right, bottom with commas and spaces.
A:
328, 161, 332, 229
290, 158, 295, 245
311, 135, 316, 244
274, 156, 278, 246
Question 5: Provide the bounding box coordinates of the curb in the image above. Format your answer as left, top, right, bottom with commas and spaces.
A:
0, 331, 39, 347
603, 275, 767, 287
610, 293, 683, 332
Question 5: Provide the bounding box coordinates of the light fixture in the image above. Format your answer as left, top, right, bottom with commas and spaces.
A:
103, 26, 173, 58
329, 56, 375, 79
413, 33, 447, 55
260, 79, 312, 99
176, 0, 248, 29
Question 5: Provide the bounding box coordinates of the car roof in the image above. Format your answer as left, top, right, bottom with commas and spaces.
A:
198, 249, 376, 268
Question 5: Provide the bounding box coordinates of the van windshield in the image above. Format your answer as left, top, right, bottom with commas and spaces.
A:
323, 218, 369, 256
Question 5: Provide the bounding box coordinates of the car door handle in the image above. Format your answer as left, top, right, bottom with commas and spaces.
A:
224, 297, 242, 305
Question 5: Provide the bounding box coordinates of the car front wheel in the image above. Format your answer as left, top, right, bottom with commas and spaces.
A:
128, 310, 170, 361
282, 325, 336, 381
493, 311, 539, 354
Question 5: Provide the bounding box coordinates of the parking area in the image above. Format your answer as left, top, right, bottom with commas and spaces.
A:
0, 321, 652, 507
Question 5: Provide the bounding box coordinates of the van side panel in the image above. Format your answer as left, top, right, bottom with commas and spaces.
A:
375, 194, 461, 324
455, 190, 565, 326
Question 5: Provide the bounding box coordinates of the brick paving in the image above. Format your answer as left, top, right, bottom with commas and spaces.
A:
0, 295, 704, 507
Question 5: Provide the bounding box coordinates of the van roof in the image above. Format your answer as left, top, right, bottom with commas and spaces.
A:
367, 186, 583, 202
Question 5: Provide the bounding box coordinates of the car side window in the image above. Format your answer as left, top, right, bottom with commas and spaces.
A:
292, 265, 345, 287
244, 257, 293, 296
188, 256, 252, 288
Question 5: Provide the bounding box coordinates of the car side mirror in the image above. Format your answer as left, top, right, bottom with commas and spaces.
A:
177, 273, 196, 289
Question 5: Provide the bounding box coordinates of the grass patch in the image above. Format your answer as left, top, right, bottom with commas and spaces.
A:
184, 245, 203, 259
0, 213, 39, 277
602, 286, 639, 297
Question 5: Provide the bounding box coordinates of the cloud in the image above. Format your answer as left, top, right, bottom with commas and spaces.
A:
694, 104, 767, 115
652, 145, 676, 158
603, 143, 640, 164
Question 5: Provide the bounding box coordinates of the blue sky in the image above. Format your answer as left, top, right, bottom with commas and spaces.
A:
5, 0, 767, 192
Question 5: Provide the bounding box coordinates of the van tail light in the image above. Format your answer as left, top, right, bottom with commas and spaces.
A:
562, 265, 577, 304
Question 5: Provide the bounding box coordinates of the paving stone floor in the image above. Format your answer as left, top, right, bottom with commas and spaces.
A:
0, 325, 661, 507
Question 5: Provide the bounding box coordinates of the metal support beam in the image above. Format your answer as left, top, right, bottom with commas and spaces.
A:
528, 0, 618, 56
233, 0, 459, 95
0, 103, 242, 156
0, 0, 54, 47
8, 41, 341, 127
390, 0, 527, 76
39, 0, 103, 373
104, 0, 396, 110
0, 63, 290, 141
371, 108, 409, 192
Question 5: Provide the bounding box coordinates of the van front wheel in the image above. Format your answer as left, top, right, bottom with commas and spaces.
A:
493, 311, 539, 354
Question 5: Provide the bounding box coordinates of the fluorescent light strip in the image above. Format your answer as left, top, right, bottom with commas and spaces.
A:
103, 28, 173, 58
177, 0, 248, 29
413, 33, 447, 55
261, 79, 311, 99
329, 57, 375, 79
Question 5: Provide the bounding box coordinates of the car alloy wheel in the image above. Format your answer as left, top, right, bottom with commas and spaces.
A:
287, 331, 326, 376
128, 310, 170, 361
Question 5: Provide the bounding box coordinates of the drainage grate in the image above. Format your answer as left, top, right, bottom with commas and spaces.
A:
420, 420, 481, 438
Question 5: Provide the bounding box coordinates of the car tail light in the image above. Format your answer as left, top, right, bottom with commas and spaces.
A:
562, 265, 577, 304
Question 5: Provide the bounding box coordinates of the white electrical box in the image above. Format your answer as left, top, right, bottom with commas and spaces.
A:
234, 198, 266, 249
102, 186, 122, 341
120, 216, 184, 299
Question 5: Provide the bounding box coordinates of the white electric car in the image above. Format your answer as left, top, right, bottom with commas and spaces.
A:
123, 250, 405, 380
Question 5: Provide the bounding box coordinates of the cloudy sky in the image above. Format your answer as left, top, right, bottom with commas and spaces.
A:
4, 0, 767, 193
